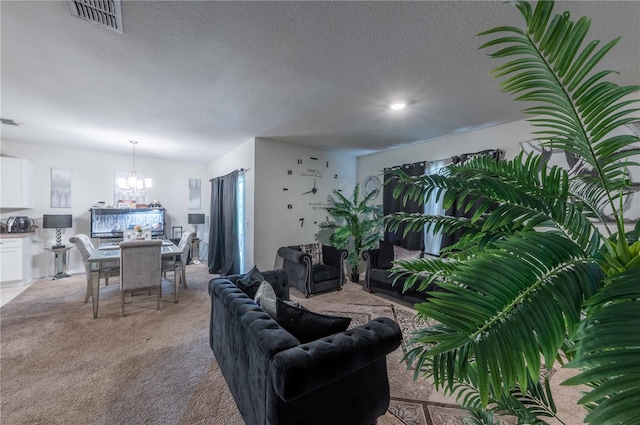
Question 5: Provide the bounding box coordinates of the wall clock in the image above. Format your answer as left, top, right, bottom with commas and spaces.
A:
284, 156, 341, 228
362, 175, 381, 199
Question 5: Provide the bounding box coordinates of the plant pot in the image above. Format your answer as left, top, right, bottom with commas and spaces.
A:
350, 272, 360, 283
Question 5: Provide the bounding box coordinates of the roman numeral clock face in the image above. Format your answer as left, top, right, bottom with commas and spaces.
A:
283, 157, 340, 228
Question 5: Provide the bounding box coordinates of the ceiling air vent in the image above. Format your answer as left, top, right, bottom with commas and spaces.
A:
0, 118, 19, 126
67, 0, 123, 34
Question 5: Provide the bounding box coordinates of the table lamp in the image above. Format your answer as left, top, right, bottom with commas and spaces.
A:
43, 214, 73, 248
188, 213, 205, 239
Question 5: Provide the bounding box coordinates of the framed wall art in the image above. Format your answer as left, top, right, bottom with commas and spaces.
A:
51, 167, 72, 208
189, 178, 201, 210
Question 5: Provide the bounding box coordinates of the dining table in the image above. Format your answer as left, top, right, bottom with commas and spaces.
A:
87, 240, 183, 318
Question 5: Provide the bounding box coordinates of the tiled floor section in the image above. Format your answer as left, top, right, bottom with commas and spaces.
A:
0, 280, 33, 308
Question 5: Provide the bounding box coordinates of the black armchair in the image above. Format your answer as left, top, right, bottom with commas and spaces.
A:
277, 244, 347, 297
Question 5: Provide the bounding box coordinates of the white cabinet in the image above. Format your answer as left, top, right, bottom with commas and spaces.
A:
0, 236, 33, 284
0, 157, 34, 208
0, 238, 23, 282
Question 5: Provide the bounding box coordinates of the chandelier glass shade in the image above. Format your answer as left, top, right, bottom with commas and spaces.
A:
117, 141, 152, 193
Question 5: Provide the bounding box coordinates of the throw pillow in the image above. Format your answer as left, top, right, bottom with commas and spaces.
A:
300, 243, 324, 265
378, 240, 394, 269
254, 281, 277, 318
275, 299, 351, 344
393, 245, 422, 262
236, 265, 265, 298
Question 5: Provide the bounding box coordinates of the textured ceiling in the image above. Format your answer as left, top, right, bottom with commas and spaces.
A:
1, 1, 638, 163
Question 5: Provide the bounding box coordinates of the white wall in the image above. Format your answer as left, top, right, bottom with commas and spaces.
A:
1, 141, 209, 279
254, 139, 357, 271
358, 119, 536, 183
207, 139, 256, 271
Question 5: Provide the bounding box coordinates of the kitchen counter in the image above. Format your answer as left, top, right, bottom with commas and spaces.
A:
1, 232, 35, 239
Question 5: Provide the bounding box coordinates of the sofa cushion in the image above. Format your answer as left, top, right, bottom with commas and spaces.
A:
275, 299, 351, 344
378, 240, 394, 269
312, 263, 341, 283
300, 243, 323, 265
369, 268, 393, 285
236, 265, 265, 298
393, 245, 422, 261
254, 281, 277, 318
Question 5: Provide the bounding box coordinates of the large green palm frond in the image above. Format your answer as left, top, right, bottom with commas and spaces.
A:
562, 268, 640, 425
479, 0, 640, 235
406, 336, 561, 425
404, 231, 602, 404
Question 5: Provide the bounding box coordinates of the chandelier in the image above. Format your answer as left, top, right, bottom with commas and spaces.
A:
117, 140, 152, 193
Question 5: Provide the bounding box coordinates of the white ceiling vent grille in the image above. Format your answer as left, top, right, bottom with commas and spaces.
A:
67, 0, 123, 34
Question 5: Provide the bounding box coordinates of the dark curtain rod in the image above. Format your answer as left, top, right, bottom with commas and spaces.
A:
209, 168, 249, 182
384, 148, 504, 171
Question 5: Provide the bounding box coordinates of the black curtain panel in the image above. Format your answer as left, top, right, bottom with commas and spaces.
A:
208, 170, 240, 275
208, 176, 223, 274
383, 161, 426, 251
441, 149, 503, 249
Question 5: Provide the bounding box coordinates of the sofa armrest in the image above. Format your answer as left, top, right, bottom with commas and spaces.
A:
209, 278, 299, 355
278, 246, 310, 265
269, 317, 402, 402
363, 249, 379, 268
362, 249, 380, 291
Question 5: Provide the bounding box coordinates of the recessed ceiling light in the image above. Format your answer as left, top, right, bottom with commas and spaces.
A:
390, 103, 406, 110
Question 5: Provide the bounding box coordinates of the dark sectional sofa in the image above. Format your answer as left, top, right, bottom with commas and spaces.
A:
208, 269, 403, 425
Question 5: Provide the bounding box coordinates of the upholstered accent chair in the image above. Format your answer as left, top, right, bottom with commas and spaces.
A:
119, 240, 162, 316
69, 234, 120, 303
277, 243, 347, 297
161, 231, 194, 300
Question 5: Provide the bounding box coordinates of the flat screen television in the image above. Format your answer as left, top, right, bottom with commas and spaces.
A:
90, 208, 165, 239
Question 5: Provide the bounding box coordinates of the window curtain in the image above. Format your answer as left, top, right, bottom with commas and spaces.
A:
208, 170, 240, 275
441, 149, 503, 249
424, 159, 449, 256
383, 161, 426, 251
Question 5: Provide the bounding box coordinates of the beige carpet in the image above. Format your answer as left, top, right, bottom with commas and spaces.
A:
1, 265, 584, 424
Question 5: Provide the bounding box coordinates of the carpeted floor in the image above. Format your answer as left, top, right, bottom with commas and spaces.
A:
0, 265, 584, 425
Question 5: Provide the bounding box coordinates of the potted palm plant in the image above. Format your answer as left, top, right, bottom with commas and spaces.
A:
386, 1, 640, 424
317, 184, 383, 282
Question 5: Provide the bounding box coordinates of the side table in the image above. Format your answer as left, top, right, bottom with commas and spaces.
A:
191, 238, 201, 264
44, 246, 72, 280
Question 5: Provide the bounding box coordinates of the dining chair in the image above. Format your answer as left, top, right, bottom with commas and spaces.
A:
119, 240, 162, 316
122, 229, 152, 241
161, 232, 194, 302
69, 234, 120, 303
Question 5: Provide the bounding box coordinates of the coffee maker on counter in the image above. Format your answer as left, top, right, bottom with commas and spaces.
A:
5, 216, 34, 233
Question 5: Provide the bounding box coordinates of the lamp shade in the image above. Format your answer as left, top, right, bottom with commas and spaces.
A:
43, 214, 73, 229
188, 214, 205, 225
